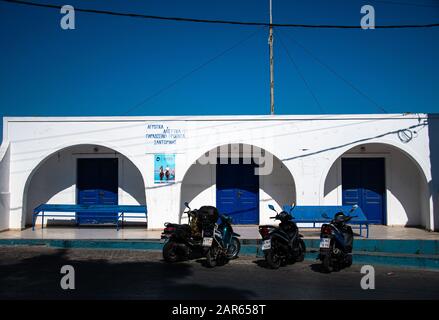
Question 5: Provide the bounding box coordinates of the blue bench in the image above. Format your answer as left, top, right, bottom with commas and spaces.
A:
32, 204, 147, 231
282, 205, 370, 238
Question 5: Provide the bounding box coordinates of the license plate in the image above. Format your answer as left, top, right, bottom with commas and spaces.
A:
261, 239, 271, 250
203, 237, 213, 247
320, 238, 330, 249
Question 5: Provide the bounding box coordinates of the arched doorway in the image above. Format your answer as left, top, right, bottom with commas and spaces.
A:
23, 144, 146, 227
323, 143, 430, 227
180, 143, 296, 225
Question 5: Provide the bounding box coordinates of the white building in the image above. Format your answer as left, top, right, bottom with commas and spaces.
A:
0, 114, 437, 232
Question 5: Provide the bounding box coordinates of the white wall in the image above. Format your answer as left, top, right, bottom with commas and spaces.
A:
2, 114, 436, 231
0, 142, 10, 231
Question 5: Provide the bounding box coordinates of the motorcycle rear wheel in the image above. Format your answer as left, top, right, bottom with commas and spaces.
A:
266, 249, 282, 269
163, 241, 180, 263
321, 254, 333, 273
206, 246, 218, 268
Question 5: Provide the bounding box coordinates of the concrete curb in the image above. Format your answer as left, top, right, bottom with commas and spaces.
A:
1, 238, 439, 271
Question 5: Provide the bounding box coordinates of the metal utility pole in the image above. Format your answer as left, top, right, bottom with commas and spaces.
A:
268, 0, 275, 115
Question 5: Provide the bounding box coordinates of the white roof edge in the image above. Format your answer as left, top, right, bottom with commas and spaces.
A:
2, 113, 426, 122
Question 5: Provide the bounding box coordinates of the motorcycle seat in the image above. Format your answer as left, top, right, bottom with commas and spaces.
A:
166, 223, 190, 229
259, 225, 276, 229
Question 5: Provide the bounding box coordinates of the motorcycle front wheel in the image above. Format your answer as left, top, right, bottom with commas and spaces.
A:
226, 237, 241, 260
295, 239, 306, 262
345, 254, 353, 267
163, 240, 180, 263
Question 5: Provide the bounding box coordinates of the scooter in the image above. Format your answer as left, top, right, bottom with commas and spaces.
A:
258, 203, 306, 269
204, 214, 241, 268
161, 202, 208, 262
318, 205, 358, 273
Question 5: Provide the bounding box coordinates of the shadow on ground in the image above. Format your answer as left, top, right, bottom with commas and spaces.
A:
253, 259, 270, 269
309, 263, 324, 273
0, 249, 255, 300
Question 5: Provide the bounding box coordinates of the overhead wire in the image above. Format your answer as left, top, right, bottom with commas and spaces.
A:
3, 0, 436, 115
369, 0, 439, 9
2, 0, 439, 29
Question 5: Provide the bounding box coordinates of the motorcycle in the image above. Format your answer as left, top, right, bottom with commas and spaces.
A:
258, 203, 306, 269
318, 205, 358, 273
161, 202, 209, 262
204, 214, 241, 268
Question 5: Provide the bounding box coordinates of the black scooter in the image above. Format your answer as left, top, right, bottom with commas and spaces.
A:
259, 203, 306, 269
318, 205, 358, 273
161, 202, 207, 262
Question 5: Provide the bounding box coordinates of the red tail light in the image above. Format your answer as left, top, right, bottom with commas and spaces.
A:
321, 225, 332, 235
164, 226, 176, 232
259, 226, 270, 238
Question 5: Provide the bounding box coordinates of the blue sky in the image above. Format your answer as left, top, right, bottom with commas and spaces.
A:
1, 0, 439, 142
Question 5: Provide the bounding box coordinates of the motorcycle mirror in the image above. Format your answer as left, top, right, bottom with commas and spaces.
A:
184, 202, 190, 209
350, 204, 359, 212
289, 202, 296, 213
268, 204, 276, 212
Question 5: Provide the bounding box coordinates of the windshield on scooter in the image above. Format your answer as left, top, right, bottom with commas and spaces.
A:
220, 214, 232, 225
322, 205, 358, 225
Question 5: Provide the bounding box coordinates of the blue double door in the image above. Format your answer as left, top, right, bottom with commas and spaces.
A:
216, 159, 259, 224
77, 158, 118, 223
342, 158, 386, 224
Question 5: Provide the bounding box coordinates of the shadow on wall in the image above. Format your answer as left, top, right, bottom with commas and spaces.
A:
428, 114, 439, 231
324, 160, 339, 203
180, 162, 215, 221
387, 152, 425, 227
383, 145, 431, 228
259, 155, 296, 208
121, 157, 146, 206
25, 149, 75, 226
24, 145, 146, 227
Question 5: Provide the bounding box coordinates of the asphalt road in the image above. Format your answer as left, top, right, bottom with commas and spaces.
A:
1, 246, 438, 300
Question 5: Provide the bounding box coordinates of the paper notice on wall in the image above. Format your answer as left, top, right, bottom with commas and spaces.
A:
145, 123, 186, 146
